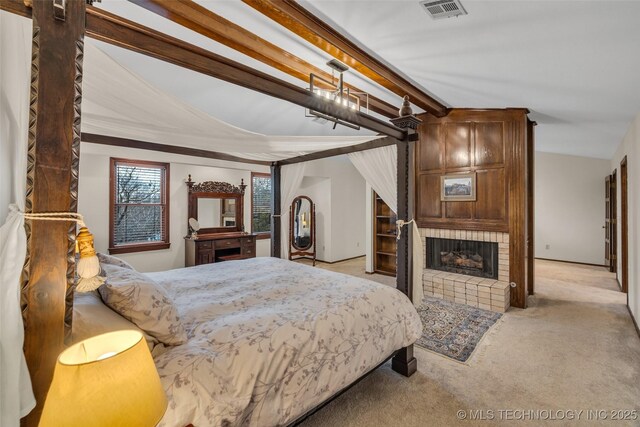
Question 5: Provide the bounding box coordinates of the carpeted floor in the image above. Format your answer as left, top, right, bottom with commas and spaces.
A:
296, 258, 640, 426
415, 297, 502, 362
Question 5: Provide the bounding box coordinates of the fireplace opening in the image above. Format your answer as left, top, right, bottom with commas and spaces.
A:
426, 237, 498, 279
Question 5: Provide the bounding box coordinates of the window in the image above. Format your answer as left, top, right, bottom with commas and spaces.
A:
251, 172, 271, 238
109, 158, 170, 254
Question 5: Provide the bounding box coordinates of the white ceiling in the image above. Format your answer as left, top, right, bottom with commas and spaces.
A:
95, 0, 640, 159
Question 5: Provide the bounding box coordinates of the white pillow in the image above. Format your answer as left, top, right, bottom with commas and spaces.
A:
98, 264, 187, 346
73, 291, 156, 351
97, 252, 136, 270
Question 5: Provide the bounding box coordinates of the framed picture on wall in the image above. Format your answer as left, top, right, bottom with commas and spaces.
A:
441, 173, 476, 201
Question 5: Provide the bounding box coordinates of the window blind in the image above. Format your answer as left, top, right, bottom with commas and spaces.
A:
252, 175, 271, 234
112, 162, 167, 246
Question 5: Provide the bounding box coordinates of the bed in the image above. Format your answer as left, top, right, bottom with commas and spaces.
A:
78, 256, 422, 427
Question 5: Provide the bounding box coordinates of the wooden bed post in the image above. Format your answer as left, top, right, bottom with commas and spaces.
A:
390, 97, 422, 377
21, 1, 86, 425
270, 162, 282, 257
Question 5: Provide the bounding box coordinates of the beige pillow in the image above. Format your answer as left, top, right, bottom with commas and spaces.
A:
73, 291, 156, 352
97, 252, 135, 270
98, 264, 187, 346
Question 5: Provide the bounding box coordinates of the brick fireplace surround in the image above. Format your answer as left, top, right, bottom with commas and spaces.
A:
420, 228, 510, 313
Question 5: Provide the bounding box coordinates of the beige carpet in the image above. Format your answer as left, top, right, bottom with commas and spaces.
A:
295, 258, 640, 426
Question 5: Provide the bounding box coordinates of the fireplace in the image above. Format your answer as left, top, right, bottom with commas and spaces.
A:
426, 237, 498, 279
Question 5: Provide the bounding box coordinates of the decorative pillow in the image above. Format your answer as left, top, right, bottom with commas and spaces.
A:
98, 263, 187, 346
97, 253, 135, 270
73, 290, 156, 352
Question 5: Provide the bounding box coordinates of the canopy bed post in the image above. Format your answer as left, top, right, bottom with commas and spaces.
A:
390, 96, 422, 377
271, 162, 282, 257
20, 0, 86, 425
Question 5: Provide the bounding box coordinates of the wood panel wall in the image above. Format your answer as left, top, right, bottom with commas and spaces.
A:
415, 109, 532, 308
416, 110, 521, 231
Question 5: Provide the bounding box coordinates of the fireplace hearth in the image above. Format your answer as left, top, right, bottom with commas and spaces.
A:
426, 237, 498, 279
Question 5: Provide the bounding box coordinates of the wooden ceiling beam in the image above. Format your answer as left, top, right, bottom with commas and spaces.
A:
81, 133, 272, 166
127, 0, 398, 118
278, 135, 396, 165
0, 2, 406, 139
82, 6, 404, 139
243, 0, 449, 117
0, 0, 30, 17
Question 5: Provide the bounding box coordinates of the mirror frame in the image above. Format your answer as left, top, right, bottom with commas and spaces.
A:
289, 195, 316, 265
186, 175, 246, 235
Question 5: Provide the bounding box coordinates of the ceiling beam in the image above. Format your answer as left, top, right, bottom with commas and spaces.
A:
0, 0, 30, 17
279, 135, 396, 165
81, 133, 272, 166
242, 0, 449, 117
87, 7, 405, 140
2, 2, 405, 139
127, 0, 399, 118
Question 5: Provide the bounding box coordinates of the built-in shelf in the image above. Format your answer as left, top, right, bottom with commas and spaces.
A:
377, 251, 397, 257
374, 191, 397, 277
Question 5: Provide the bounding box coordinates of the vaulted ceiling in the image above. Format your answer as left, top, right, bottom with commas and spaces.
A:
94, 0, 640, 159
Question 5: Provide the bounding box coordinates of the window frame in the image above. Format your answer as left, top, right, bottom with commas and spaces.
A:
109, 158, 171, 254
251, 172, 272, 239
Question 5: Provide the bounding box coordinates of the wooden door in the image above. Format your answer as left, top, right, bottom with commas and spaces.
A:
610, 170, 617, 274
605, 175, 612, 268
526, 120, 535, 295
621, 157, 628, 294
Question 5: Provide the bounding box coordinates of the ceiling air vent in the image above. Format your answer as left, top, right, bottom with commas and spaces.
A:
419, 0, 467, 19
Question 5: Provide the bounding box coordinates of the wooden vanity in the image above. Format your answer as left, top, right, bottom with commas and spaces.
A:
185, 232, 256, 266
184, 176, 256, 266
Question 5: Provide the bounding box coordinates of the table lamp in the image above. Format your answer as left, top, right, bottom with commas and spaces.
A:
40, 330, 167, 427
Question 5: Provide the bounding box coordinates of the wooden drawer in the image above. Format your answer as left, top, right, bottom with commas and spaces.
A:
215, 238, 241, 249
241, 245, 255, 257
197, 240, 213, 249
241, 237, 255, 247
197, 250, 214, 265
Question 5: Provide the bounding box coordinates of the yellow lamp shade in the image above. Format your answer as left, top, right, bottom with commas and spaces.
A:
40, 330, 167, 427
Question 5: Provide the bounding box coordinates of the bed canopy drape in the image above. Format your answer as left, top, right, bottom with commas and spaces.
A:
81, 42, 382, 162
348, 146, 424, 304
0, 11, 36, 427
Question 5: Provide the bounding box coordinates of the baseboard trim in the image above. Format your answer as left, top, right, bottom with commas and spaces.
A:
535, 257, 607, 269
628, 305, 640, 339
322, 255, 366, 265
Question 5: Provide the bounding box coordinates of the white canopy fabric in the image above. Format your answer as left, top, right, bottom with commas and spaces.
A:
348, 146, 424, 305
82, 41, 382, 162
0, 11, 36, 426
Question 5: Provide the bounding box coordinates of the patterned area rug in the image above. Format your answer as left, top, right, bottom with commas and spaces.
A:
415, 297, 502, 362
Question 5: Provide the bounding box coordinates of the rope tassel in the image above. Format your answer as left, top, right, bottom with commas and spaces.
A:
395, 219, 416, 241
23, 212, 105, 292
75, 226, 104, 292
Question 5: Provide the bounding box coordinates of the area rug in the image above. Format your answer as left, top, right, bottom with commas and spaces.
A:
415, 296, 502, 362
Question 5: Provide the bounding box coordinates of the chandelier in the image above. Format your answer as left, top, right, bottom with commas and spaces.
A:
306, 59, 369, 130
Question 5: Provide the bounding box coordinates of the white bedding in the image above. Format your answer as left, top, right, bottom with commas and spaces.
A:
145, 257, 422, 427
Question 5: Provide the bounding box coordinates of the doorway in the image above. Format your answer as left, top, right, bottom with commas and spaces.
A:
620, 157, 628, 294
605, 171, 618, 274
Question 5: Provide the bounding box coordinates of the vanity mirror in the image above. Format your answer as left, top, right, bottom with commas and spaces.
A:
184, 176, 256, 266
289, 195, 316, 265
185, 175, 246, 234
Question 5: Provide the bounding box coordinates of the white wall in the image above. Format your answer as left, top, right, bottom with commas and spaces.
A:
79, 145, 366, 271
293, 156, 366, 263
612, 113, 640, 327
298, 176, 331, 261
78, 142, 270, 272
535, 152, 611, 265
